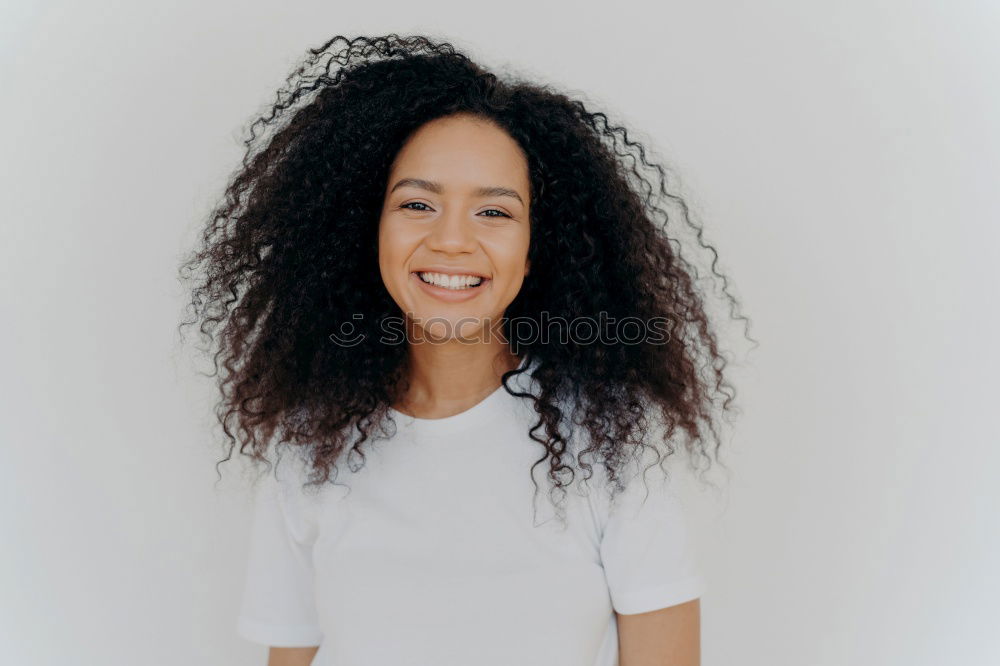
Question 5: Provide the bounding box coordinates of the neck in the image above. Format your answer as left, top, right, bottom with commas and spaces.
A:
393, 338, 522, 419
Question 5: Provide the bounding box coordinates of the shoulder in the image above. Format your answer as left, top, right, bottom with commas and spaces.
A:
254, 447, 325, 540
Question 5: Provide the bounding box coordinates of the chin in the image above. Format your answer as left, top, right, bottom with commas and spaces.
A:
415, 316, 488, 342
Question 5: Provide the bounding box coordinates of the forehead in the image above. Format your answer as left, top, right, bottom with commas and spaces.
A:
389, 115, 529, 189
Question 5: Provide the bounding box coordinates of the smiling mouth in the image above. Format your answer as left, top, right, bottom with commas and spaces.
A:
413, 271, 489, 291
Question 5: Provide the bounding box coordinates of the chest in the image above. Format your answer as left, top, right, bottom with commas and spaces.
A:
306, 427, 615, 663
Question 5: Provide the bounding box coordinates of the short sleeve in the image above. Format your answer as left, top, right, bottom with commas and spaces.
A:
236, 454, 324, 647
598, 457, 706, 615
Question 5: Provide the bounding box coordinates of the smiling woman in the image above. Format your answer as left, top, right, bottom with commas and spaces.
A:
177, 34, 752, 666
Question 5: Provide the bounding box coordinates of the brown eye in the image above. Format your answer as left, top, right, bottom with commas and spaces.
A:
479, 208, 511, 218
400, 202, 433, 211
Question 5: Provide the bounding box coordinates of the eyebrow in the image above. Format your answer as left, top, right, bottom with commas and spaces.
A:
389, 178, 525, 206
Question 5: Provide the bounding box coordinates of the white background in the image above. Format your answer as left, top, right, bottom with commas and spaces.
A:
2, 1, 998, 664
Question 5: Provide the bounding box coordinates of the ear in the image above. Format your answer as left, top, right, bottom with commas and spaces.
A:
524, 258, 531, 276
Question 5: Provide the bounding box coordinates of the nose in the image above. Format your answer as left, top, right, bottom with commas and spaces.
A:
424, 206, 477, 254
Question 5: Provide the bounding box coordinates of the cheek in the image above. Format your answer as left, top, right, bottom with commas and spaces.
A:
376, 226, 406, 291
377, 221, 408, 267
495, 234, 531, 277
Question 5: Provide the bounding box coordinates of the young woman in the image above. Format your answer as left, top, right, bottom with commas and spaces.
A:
178, 34, 751, 666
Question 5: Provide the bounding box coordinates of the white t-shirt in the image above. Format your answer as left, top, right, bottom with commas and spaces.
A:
237, 358, 705, 665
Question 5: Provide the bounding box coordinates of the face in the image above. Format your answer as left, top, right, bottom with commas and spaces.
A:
378, 113, 532, 342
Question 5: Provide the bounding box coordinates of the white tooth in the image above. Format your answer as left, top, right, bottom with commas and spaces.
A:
418, 272, 483, 289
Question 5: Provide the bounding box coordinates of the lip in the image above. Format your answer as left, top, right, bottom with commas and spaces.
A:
412, 266, 490, 279
409, 271, 490, 303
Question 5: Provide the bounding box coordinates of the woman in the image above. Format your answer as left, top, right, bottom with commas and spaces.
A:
178, 34, 751, 666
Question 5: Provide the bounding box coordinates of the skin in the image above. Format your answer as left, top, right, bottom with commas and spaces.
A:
267, 646, 318, 666
617, 598, 701, 666
266, 112, 700, 665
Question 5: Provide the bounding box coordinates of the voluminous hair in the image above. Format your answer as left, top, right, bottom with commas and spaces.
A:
178, 34, 755, 517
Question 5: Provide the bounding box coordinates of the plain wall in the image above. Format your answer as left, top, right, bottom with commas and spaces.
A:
2, 1, 998, 664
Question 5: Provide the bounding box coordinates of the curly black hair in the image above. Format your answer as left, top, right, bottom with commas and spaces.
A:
177, 34, 756, 517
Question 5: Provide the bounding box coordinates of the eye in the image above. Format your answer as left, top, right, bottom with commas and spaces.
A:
479, 208, 511, 218
400, 201, 433, 211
